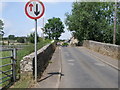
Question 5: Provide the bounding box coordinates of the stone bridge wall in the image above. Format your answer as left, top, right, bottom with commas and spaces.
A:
83, 40, 120, 60
20, 42, 56, 78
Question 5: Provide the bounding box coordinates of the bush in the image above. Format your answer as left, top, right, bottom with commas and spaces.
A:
17, 37, 25, 43
27, 32, 39, 43
62, 43, 68, 47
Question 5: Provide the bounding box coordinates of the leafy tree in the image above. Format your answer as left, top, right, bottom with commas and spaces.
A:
0, 20, 4, 37
8, 35, 15, 40
27, 32, 39, 43
44, 17, 64, 40
17, 37, 25, 43
116, 2, 120, 45
65, 2, 114, 44
0, 20, 4, 31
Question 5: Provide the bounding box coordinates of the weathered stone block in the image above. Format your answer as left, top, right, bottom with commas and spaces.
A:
20, 42, 56, 79
83, 40, 120, 60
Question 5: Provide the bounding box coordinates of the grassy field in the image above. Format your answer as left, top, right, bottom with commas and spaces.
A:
0, 39, 51, 88
0, 50, 12, 88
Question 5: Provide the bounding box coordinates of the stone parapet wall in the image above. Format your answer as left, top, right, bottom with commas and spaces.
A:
83, 40, 120, 60
20, 42, 56, 78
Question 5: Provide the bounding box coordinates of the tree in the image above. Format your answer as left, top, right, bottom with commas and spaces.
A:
44, 17, 64, 40
116, 2, 120, 45
0, 20, 4, 31
8, 35, 15, 40
65, 2, 114, 44
27, 32, 39, 43
17, 37, 25, 43
0, 20, 4, 37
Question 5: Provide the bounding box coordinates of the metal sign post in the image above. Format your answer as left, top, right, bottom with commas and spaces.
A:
25, 0, 45, 82
35, 19, 37, 81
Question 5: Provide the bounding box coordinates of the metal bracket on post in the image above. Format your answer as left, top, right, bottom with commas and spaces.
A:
35, 19, 37, 82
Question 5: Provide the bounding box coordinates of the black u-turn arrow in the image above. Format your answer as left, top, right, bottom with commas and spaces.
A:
34, 4, 40, 16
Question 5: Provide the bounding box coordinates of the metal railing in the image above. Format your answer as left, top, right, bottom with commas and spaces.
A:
0, 45, 29, 49
0, 48, 17, 88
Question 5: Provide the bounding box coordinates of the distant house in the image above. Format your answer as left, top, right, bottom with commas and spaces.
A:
2, 36, 28, 45
69, 37, 79, 46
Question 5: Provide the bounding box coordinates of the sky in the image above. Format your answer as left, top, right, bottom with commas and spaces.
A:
1, 0, 118, 40
0, 1, 74, 40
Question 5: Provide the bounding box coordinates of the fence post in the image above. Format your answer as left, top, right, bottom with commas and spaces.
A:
12, 48, 17, 82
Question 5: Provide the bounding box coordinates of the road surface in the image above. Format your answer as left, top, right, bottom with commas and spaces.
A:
59, 47, 118, 88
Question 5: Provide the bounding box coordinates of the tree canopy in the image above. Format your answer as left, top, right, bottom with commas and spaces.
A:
0, 20, 4, 30
27, 32, 39, 43
44, 17, 64, 40
17, 37, 25, 43
116, 2, 120, 45
65, 2, 120, 45
8, 35, 15, 40
0, 20, 4, 37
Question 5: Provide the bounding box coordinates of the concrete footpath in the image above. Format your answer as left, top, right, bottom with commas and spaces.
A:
32, 47, 61, 88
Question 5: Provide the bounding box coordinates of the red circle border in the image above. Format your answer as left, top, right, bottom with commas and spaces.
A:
25, 0, 45, 19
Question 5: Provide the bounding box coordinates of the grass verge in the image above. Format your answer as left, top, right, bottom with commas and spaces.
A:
0, 39, 51, 88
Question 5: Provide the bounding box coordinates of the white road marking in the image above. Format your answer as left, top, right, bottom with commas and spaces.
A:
68, 59, 75, 62
59, 47, 61, 50
94, 63, 106, 66
64, 52, 68, 54
68, 63, 74, 66
64, 52, 70, 56
66, 53, 70, 56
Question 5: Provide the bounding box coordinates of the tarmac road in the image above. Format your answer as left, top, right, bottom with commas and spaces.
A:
59, 47, 118, 88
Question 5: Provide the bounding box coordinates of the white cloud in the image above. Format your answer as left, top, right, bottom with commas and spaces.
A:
2, 18, 12, 28
3, 19, 14, 37
30, 26, 43, 37
59, 28, 72, 40
0, 2, 6, 19
30, 26, 72, 40
0, 3, 2, 14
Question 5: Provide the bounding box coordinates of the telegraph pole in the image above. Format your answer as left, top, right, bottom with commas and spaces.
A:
113, 0, 117, 44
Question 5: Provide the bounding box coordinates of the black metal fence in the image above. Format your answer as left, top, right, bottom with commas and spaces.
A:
1, 45, 29, 49
0, 48, 17, 89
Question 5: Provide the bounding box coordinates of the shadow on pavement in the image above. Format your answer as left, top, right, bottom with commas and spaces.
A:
37, 72, 64, 82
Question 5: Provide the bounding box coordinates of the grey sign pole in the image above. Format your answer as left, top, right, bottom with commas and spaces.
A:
25, 0, 45, 82
35, 19, 37, 82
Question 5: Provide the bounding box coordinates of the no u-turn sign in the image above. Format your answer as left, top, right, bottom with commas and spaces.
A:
25, 0, 45, 19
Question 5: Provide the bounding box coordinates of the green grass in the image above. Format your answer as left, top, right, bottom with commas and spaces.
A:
0, 50, 12, 88
0, 39, 51, 88
11, 73, 35, 88
17, 39, 51, 61
16, 39, 51, 75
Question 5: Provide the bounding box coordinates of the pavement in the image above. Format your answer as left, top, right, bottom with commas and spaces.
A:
32, 46, 119, 88
32, 47, 61, 88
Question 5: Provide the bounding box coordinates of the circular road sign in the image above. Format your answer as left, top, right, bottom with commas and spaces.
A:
25, 0, 45, 19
